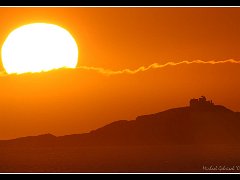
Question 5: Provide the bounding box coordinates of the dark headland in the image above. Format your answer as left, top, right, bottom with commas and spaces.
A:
0, 96, 240, 173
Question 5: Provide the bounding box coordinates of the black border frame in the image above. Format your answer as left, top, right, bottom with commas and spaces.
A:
0, 0, 239, 6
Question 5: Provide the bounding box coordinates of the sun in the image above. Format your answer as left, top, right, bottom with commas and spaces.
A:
1, 23, 78, 74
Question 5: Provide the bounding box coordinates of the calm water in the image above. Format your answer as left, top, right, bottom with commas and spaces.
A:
0, 145, 239, 173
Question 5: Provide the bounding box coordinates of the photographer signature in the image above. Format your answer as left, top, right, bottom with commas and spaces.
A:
203, 165, 240, 172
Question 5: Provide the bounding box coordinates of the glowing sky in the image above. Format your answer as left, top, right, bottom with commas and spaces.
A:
0, 7, 240, 139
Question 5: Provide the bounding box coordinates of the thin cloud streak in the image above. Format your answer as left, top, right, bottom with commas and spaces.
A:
78, 59, 240, 75
0, 59, 240, 77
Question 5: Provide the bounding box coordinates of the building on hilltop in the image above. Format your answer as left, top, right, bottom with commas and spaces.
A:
190, 96, 214, 109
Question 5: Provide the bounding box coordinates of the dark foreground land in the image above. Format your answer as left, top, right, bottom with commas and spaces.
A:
0, 145, 240, 173
1, 97, 240, 173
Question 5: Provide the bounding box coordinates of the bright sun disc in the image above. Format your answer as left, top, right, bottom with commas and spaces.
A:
1, 23, 78, 74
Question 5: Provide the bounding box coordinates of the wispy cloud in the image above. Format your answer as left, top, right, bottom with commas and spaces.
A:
78, 59, 240, 75
1, 59, 240, 77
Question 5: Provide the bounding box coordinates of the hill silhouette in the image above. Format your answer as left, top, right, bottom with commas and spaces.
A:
1, 96, 240, 147
1, 96, 240, 173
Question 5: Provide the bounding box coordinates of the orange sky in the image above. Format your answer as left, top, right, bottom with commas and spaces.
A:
0, 7, 240, 139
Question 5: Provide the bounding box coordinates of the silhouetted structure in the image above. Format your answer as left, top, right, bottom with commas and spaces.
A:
190, 96, 214, 110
